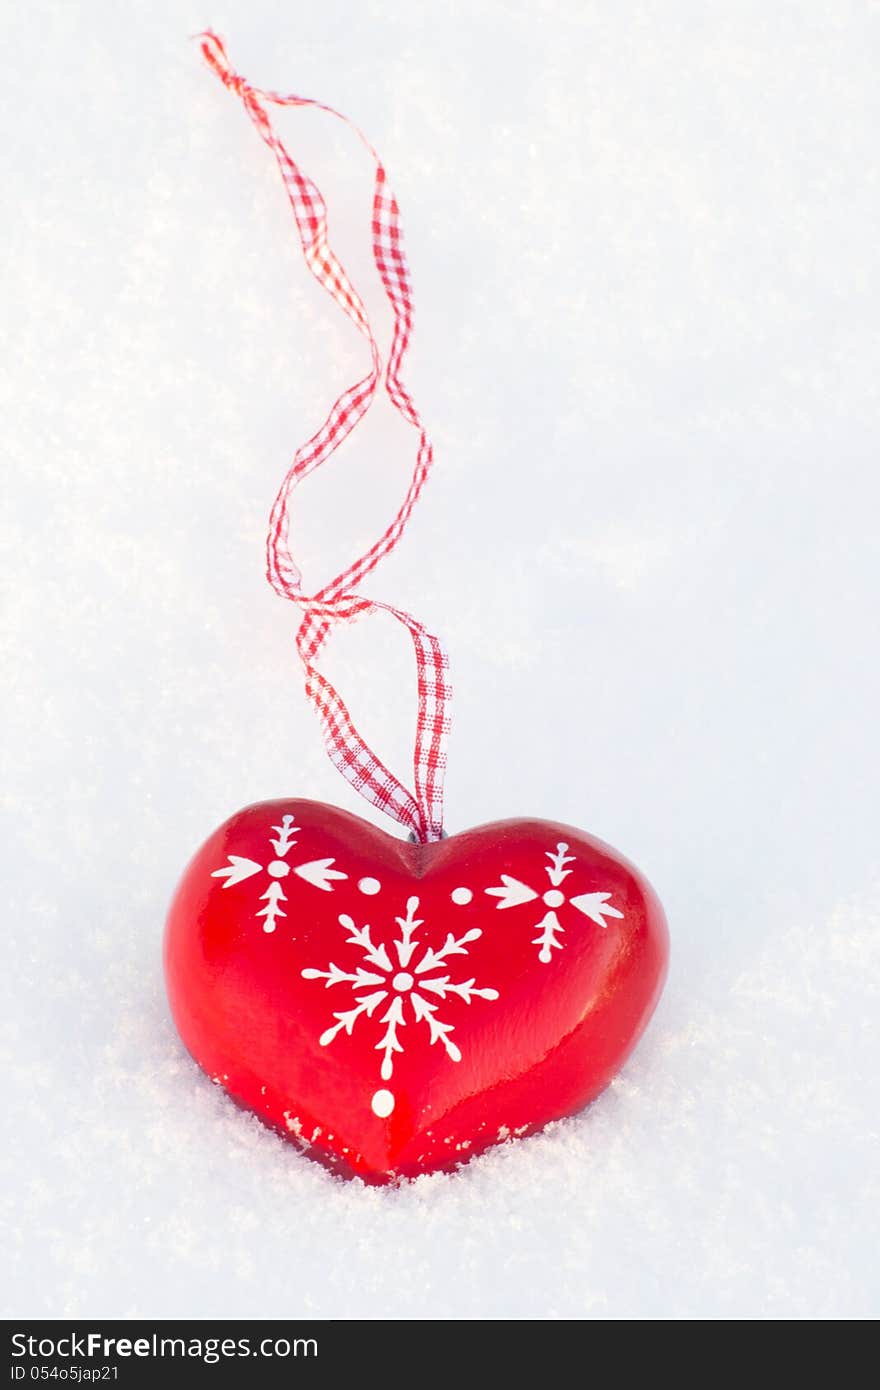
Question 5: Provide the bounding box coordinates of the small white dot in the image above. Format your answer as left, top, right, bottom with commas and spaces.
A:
451, 886, 473, 905
358, 877, 381, 895
543, 889, 565, 908
371, 1089, 395, 1118
392, 971, 414, 992
268, 860, 290, 878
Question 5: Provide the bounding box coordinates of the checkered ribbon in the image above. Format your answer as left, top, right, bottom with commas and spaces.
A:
200, 32, 450, 842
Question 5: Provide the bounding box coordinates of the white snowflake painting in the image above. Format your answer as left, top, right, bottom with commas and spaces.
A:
485, 842, 624, 962
211, 814, 347, 932
302, 896, 499, 1118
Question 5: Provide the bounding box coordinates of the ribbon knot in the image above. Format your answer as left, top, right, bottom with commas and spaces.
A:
198, 31, 247, 96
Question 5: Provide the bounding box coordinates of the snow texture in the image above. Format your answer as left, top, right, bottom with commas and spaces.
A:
2, 0, 879, 1320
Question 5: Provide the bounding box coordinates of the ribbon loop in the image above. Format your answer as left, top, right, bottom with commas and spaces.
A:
200, 32, 450, 843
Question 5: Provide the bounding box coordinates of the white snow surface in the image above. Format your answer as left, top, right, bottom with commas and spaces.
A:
3, 1, 879, 1320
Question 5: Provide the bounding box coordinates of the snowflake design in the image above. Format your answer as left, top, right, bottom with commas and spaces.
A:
211, 814, 347, 932
302, 896, 499, 1117
485, 842, 624, 962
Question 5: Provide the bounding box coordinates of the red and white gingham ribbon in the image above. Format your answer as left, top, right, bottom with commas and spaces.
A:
200, 31, 451, 843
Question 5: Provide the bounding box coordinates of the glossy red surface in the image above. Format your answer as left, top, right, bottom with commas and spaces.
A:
164, 801, 668, 1183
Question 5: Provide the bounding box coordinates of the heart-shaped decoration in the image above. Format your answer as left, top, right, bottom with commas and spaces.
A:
164, 800, 668, 1182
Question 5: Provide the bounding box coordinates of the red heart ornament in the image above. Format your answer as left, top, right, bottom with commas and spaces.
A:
164, 800, 668, 1183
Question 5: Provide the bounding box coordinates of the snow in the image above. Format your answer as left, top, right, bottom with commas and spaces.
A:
2, 0, 879, 1320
